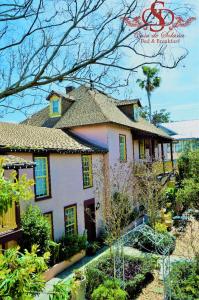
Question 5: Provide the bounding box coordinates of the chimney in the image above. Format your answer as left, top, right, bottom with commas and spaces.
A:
65, 86, 75, 93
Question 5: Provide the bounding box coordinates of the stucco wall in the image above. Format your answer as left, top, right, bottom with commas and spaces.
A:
10, 152, 104, 241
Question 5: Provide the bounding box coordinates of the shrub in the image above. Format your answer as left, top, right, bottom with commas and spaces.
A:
58, 233, 87, 261
85, 266, 108, 299
49, 280, 71, 300
0, 245, 49, 300
176, 179, 199, 210
91, 280, 128, 300
48, 240, 61, 266
155, 222, 167, 233
167, 260, 199, 300
131, 225, 176, 255
178, 150, 199, 182
21, 205, 51, 254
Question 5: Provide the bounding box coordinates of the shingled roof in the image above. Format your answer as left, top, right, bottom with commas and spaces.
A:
0, 122, 107, 154
0, 155, 35, 169
22, 86, 171, 140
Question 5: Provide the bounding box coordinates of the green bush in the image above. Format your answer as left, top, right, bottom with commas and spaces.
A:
167, 260, 199, 300
155, 222, 168, 233
48, 240, 61, 266
91, 280, 127, 300
58, 233, 87, 261
49, 280, 71, 300
176, 179, 199, 210
21, 205, 51, 254
0, 245, 49, 300
178, 150, 199, 182
131, 225, 176, 255
85, 266, 108, 299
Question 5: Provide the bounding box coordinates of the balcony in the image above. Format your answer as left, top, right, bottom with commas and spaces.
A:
0, 205, 17, 234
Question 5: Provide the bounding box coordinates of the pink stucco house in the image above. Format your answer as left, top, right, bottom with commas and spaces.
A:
0, 85, 173, 249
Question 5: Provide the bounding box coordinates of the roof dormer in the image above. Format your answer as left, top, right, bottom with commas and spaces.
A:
49, 95, 61, 118
46, 87, 75, 119
116, 99, 142, 122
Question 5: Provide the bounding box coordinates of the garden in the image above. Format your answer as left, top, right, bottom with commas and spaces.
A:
0, 150, 199, 299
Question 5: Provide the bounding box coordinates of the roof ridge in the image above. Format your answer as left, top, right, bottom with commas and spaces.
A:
87, 89, 111, 122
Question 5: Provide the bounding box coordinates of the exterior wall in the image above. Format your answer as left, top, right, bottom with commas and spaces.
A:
10, 152, 105, 241
72, 125, 109, 148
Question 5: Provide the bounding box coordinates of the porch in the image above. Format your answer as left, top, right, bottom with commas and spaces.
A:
132, 129, 174, 175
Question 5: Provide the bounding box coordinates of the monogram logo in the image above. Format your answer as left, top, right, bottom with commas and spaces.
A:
142, 1, 174, 32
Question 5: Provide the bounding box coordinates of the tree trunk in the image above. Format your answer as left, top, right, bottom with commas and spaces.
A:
147, 91, 152, 123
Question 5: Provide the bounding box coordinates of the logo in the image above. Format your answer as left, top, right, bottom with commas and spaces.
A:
122, 1, 196, 44
142, 1, 174, 32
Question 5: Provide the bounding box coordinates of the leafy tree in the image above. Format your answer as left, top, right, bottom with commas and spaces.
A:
0, 158, 34, 215
0, 245, 50, 300
137, 66, 161, 122
21, 205, 51, 255
178, 150, 199, 182
140, 106, 170, 125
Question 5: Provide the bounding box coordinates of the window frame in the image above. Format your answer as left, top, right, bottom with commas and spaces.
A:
119, 134, 127, 162
49, 96, 61, 117
82, 155, 93, 189
33, 155, 51, 201
64, 204, 78, 236
139, 139, 146, 159
43, 211, 54, 240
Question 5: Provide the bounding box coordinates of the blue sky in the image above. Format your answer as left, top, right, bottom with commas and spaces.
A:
2, 0, 199, 123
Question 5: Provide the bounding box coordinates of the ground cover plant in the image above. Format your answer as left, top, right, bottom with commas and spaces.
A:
85, 254, 157, 299
91, 279, 128, 300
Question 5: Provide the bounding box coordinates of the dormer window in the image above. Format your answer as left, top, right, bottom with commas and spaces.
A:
132, 104, 140, 122
50, 96, 61, 117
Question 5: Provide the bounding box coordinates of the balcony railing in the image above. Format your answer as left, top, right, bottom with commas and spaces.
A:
0, 205, 17, 234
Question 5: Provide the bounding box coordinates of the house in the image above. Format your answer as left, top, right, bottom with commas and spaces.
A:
159, 120, 199, 160
0, 85, 173, 249
0, 123, 107, 250
23, 85, 174, 173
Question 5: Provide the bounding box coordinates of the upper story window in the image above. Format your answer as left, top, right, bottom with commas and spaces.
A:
50, 97, 61, 117
34, 156, 50, 199
119, 134, 127, 162
132, 104, 140, 122
139, 140, 146, 159
82, 155, 93, 189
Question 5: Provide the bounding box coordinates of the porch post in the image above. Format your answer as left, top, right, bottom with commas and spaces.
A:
170, 142, 174, 171
161, 142, 165, 174
149, 138, 153, 162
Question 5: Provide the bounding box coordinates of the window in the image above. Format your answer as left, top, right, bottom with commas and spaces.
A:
50, 97, 61, 117
44, 212, 54, 240
34, 157, 49, 198
119, 134, 127, 162
64, 205, 77, 236
132, 104, 140, 121
82, 155, 93, 188
139, 140, 145, 159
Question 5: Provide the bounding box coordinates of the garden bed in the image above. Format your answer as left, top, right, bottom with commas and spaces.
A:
43, 250, 86, 281
85, 253, 157, 299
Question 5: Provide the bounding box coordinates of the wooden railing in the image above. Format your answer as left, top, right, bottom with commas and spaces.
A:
0, 205, 17, 234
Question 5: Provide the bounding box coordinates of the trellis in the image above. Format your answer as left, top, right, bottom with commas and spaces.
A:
113, 224, 173, 300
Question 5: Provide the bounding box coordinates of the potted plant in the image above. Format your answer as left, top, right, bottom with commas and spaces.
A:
71, 269, 86, 300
